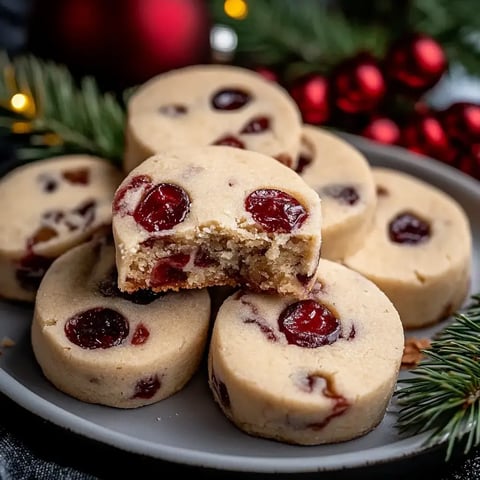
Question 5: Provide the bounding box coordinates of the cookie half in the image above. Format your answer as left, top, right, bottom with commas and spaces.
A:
113, 146, 322, 297
297, 127, 377, 261
208, 258, 404, 445
343, 167, 472, 329
31, 237, 211, 408
123, 64, 303, 173
0, 155, 123, 302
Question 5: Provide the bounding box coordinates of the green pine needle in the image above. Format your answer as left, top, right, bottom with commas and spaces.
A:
396, 294, 480, 460
0, 51, 126, 166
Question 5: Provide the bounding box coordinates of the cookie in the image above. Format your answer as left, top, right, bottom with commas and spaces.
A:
123, 64, 303, 173
0, 155, 123, 302
208, 258, 404, 445
31, 237, 211, 408
112, 146, 322, 297
297, 126, 377, 261
343, 167, 472, 329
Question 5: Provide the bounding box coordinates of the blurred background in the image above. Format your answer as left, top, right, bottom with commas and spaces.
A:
0, 0, 479, 178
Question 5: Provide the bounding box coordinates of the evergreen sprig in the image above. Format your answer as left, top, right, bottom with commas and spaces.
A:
0, 52, 125, 165
396, 294, 480, 460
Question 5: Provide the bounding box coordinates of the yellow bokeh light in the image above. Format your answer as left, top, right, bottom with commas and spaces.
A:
10, 93, 29, 112
11, 121, 31, 134
224, 0, 248, 19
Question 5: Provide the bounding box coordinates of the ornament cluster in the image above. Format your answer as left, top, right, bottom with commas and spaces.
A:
256, 33, 480, 180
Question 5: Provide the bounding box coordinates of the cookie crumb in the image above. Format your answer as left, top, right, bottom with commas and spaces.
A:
1, 336, 16, 348
401, 337, 431, 369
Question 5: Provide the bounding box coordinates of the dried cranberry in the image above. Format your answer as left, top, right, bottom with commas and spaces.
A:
322, 184, 360, 206
150, 253, 190, 288
211, 371, 230, 408
295, 154, 313, 174
193, 248, 217, 267
389, 211, 431, 244
131, 323, 150, 345
62, 168, 90, 185
112, 175, 151, 215
133, 375, 161, 399
64, 307, 129, 349
240, 116, 270, 134
278, 300, 340, 348
16, 254, 54, 291
30, 226, 58, 245
245, 189, 308, 233
211, 88, 251, 110
134, 183, 190, 232
158, 104, 187, 116
212, 135, 245, 149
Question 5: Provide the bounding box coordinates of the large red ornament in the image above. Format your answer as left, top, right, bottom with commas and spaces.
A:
439, 102, 480, 147
361, 116, 400, 145
399, 113, 455, 163
330, 53, 386, 114
289, 74, 330, 125
384, 33, 447, 95
27, 0, 211, 89
455, 144, 480, 180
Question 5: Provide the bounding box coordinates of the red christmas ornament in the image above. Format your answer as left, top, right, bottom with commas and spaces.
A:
331, 53, 386, 114
361, 116, 400, 145
27, 0, 211, 89
290, 74, 330, 125
399, 113, 456, 163
439, 102, 480, 146
384, 33, 447, 95
455, 144, 480, 179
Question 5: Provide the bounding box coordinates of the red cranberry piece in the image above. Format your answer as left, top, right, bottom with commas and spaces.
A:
245, 189, 308, 233
30, 226, 58, 245
212, 135, 246, 149
295, 154, 313, 174
278, 300, 340, 348
389, 211, 431, 244
131, 323, 150, 345
211, 88, 251, 110
150, 253, 190, 288
16, 254, 54, 291
240, 116, 270, 134
211, 371, 230, 409
194, 248, 218, 267
158, 104, 187, 116
62, 168, 90, 185
64, 307, 129, 349
112, 175, 151, 215
133, 375, 161, 399
134, 183, 190, 232
322, 184, 359, 206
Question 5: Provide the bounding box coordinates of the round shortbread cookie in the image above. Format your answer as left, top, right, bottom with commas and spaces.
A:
297, 126, 376, 261
123, 64, 303, 173
343, 167, 472, 329
208, 258, 404, 445
0, 155, 123, 302
112, 146, 322, 297
31, 237, 211, 408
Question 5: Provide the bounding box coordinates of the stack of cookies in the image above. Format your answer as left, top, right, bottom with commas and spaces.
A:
0, 64, 472, 446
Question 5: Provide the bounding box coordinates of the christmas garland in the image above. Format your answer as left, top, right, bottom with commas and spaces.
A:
0, 48, 480, 460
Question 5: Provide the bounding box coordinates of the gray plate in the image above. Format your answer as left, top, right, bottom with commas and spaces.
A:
1, 134, 479, 474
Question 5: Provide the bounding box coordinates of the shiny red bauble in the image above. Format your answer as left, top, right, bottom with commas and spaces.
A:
289, 74, 330, 125
331, 53, 386, 114
439, 102, 480, 146
384, 33, 447, 95
455, 144, 480, 179
361, 117, 400, 145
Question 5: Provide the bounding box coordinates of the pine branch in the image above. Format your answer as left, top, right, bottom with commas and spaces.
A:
0, 52, 126, 166
395, 294, 480, 460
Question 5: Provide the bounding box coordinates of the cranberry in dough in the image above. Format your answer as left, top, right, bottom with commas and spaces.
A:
112, 146, 322, 297
297, 126, 377, 261
0, 155, 123, 302
123, 64, 303, 173
208, 258, 404, 445
31, 237, 211, 408
343, 167, 472, 329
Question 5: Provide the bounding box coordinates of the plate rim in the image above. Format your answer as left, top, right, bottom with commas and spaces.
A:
1, 135, 479, 473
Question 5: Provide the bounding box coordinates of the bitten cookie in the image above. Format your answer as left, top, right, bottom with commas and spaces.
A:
123, 64, 303, 173
31, 237, 211, 408
0, 155, 123, 302
208, 258, 404, 445
112, 146, 322, 297
297, 126, 376, 261
343, 167, 472, 329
